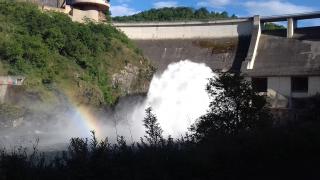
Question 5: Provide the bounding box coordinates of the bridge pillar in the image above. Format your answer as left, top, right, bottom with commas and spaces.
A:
0, 85, 7, 103
287, 18, 297, 38
245, 15, 261, 69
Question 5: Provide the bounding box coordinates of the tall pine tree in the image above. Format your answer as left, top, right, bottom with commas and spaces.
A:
142, 107, 163, 146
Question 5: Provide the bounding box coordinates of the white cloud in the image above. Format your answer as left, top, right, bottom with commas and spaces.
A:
243, 1, 315, 16
153, 1, 178, 8
110, 4, 139, 17
197, 0, 231, 8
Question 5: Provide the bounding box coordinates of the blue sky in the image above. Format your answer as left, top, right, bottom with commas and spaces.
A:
110, 0, 320, 26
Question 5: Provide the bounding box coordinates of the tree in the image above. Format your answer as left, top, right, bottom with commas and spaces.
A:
112, 7, 235, 22
142, 107, 163, 146
192, 73, 272, 140
104, 9, 112, 22
263, 22, 285, 30
195, 7, 209, 19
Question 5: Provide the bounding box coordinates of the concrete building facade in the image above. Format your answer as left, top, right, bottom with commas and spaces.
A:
39, 0, 110, 22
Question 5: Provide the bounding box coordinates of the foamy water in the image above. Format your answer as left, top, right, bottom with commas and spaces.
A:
116, 60, 216, 139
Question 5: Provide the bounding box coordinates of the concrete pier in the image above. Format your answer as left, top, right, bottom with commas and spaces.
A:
245, 15, 261, 69
287, 18, 297, 38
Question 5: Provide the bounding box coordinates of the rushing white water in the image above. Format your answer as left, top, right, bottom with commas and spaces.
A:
117, 60, 216, 139
0, 60, 216, 149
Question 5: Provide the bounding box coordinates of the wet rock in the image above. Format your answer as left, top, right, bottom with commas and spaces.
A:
112, 63, 153, 95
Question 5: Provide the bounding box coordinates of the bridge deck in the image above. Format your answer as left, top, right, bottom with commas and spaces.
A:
113, 18, 251, 27
261, 11, 320, 22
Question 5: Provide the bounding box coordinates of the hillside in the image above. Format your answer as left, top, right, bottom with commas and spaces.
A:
0, 1, 153, 112
112, 7, 237, 22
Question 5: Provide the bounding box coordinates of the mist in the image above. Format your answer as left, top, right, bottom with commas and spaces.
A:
112, 60, 215, 139
0, 60, 215, 150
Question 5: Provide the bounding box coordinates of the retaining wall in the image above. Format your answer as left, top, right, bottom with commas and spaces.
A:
114, 19, 252, 40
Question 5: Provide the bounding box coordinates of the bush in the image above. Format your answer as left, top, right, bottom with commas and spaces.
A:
192, 73, 272, 139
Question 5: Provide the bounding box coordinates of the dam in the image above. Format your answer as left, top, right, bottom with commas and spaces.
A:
114, 19, 252, 72
114, 13, 320, 111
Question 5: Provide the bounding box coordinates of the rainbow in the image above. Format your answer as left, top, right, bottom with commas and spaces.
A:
62, 91, 105, 139
70, 105, 103, 138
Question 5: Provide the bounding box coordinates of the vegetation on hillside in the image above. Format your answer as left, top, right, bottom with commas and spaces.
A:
0, 103, 24, 127
0, 73, 319, 179
112, 7, 237, 22
0, 1, 152, 106
263, 22, 286, 30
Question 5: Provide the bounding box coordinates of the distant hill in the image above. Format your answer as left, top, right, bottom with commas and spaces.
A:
112, 7, 237, 22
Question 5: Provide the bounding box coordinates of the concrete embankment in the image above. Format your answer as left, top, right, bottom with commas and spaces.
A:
114, 19, 253, 72
244, 33, 320, 77
133, 38, 251, 72
114, 19, 252, 40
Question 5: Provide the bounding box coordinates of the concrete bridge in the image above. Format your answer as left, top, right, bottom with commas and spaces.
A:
261, 11, 320, 38
114, 12, 320, 110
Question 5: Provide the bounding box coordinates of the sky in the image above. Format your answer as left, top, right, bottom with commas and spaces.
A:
110, 0, 320, 26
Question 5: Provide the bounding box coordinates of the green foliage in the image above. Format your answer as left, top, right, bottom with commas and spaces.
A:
192, 73, 272, 139
105, 9, 112, 22
0, 103, 24, 122
0, 1, 148, 105
263, 22, 285, 30
142, 107, 163, 146
113, 7, 237, 22
2, 120, 320, 179
291, 93, 320, 121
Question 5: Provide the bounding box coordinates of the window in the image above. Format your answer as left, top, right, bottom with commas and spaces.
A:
252, 77, 268, 92
291, 77, 308, 93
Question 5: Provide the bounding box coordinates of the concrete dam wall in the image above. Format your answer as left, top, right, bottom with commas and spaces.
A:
133, 38, 251, 72
114, 19, 253, 72
114, 19, 252, 40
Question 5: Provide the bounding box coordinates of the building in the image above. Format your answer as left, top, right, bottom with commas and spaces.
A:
241, 14, 320, 113
39, 0, 110, 22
